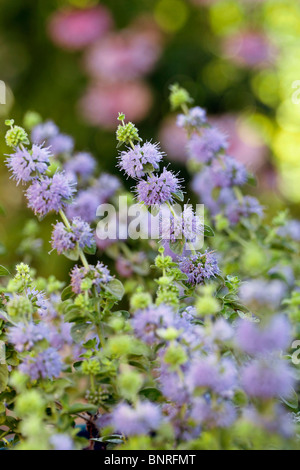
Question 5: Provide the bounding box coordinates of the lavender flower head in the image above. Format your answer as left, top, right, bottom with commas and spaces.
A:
6, 144, 51, 185
49, 434, 74, 451
8, 321, 49, 352
241, 358, 294, 400
179, 250, 220, 285
26, 172, 76, 216
111, 401, 162, 436
70, 261, 112, 294
211, 156, 248, 188
177, 107, 207, 130
191, 397, 237, 429
187, 127, 228, 163
19, 347, 62, 380
160, 206, 203, 244
64, 152, 96, 183
31, 121, 59, 145
131, 304, 175, 345
225, 196, 264, 225
51, 217, 94, 254
236, 315, 291, 356
31, 120, 74, 155
187, 355, 237, 396
136, 168, 182, 206
119, 142, 164, 179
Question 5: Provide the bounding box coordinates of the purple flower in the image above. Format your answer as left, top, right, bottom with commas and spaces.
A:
179, 250, 220, 285
32, 121, 59, 145
177, 107, 207, 130
66, 189, 99, 223
239, 279, 287, 308
27, 288, 48, 316
159, 366, 190, 405
50, 434, 74, 451
160, 206, 203, 245
26, 172, 76, 216
211, 156, 248, 188
8, 322, 49, 352
236, 315, 291, 356
136, 168, 182, 206
241, 358, 294, 400
225, 196, 264, 225
64, 152, 96, 182
191, 398, 237, 429
70, 261, 112, 294
48, 134, 74, 155
67, 173, 120, 223
6, 145, 51, 185
187, 356, 237, 395
187, 127, 228, 163
51, 217, 94, 254
278, 219, 300, 242
131, 304, 175, 345
19, 347, 62, 380
119, 142, 164, 179
244, 405, 294, 438
111, 401, 162, 436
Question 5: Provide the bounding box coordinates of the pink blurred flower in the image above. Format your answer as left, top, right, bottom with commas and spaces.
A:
210, 114, 268, 172
159, 116, 188, 163
79, 81, 153, 129
84, 23, 162, 82
48, 6, 113, 51
222, 30, 275, 68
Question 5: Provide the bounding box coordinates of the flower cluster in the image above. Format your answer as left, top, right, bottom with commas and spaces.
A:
51, 218, 95, 255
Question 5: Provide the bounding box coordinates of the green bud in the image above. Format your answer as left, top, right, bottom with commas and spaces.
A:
164, 344, 188, 368
107, 335, 133, 357
5, 125, 30, 148
23, 111, 42, 130
117, 367, 143, 400
242, 244, 265, 273
156, 276, 173, 287
15, 390, 45, 416
116, 122, 141, 146
156, 288, 179, 309
155, 254, 173, 269
130, 291, 152, 311
20, 415, 43, 437
7, 295, 32, 318
47, 275, 65, 293
82, 359, 101, 375
118, 112, 126, 121
15, 263, 31, 282
157, 327, 180, 341
215, 214, 229, 231
169, 84, 192, 110
109, 317, 125, 332
196, 295, 220, 316
10, 371, 28, 391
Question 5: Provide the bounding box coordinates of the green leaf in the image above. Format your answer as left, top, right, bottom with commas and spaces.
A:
61, 285, 75, 301
67, 403, 98, 415
71, 323, 93, 343
0, 266, 10, 277
84, 242, 97, 256
247, 173, 257, 187
281, 388, 298, 409
64, 246, 80, 261
173, 190, 184, 202
204, 225, 215, 237
169, 237, 185, 255
139, 387, 163, 402
104, 279, 125, 301
0, 364, 8, 393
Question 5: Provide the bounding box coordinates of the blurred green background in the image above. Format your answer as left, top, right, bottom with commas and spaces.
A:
0, 0, 300, 278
